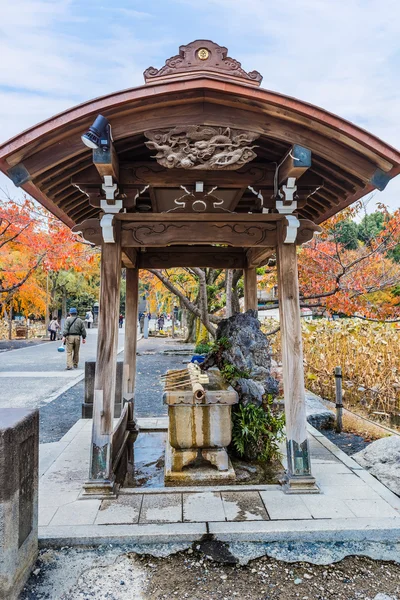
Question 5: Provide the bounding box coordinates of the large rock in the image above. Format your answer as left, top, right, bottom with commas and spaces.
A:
203, 310, 279, 405
305, 391, 335, 429
353, 435, 400, 495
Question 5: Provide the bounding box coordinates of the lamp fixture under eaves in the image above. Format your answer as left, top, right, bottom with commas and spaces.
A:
81, 115, 111, 151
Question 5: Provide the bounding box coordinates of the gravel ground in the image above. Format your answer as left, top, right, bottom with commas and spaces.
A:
321, 430, 371, 455
135, 343, 192, 418
38, 338, 191, 442
21, 545, 400, 600
39, 380, 84, 443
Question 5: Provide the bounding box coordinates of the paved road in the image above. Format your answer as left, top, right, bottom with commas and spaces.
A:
0, 328, 125, 410
1, 330, 193, 442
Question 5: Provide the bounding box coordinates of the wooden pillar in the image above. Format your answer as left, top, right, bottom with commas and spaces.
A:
276, 229, 318, 493
123, 267, 139, 406
85, 226, 122, 495
244, 267, 258, 312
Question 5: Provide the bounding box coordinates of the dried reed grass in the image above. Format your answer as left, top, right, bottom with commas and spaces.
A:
263, 318, 400, 423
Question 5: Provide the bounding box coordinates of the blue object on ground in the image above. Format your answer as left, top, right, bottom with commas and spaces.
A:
190, 354, 205, 363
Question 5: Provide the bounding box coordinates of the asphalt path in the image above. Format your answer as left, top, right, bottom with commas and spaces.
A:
0, 328, 125, 410
0, 330, 192, 442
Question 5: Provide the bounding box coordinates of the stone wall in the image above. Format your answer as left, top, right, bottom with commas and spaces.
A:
0, 409, 38, 600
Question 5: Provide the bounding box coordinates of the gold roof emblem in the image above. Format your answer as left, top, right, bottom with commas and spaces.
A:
197, 48, 209, 60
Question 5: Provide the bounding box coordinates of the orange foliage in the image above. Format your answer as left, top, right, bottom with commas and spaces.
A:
258, 205, 400, 321
0, 197, 97, 316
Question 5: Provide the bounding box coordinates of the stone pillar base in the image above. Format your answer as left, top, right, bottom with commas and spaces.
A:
81, 479, 117, 499
281, 473, 320, 494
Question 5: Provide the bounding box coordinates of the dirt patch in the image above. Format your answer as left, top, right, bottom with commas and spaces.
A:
132, 550, 400, 600
22, 546, 400, 600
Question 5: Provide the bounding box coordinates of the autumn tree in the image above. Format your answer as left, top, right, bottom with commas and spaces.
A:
141, 203, 400, 339
141, 267, 243, 340
0, 195, 99, 324
258, 203, 400, 322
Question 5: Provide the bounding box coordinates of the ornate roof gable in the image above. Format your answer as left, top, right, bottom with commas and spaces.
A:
143, 40, 262, 86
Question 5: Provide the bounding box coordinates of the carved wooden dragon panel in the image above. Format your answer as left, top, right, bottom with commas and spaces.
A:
144, 126, 259, 171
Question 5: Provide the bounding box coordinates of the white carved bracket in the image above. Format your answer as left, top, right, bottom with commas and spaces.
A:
276, 177, 297, 214
284, 215, 300, 243
276, 177, 300, 243
100, 214, 115, 243
100, 176, 122, 243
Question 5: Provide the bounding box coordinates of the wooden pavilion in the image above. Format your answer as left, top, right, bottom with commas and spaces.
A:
1, 40, 400, 496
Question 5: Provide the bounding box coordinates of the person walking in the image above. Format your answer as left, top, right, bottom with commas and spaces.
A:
85, 309, 94, 329
62, 308, 86, 370
157, 314, 165, 332
48, 317, 60, 341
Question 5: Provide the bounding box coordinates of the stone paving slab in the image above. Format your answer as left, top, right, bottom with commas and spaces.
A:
301, 495, 356, 519
37, 419, 400, 545
221, 491, 269, 521
51, 499, 101, 526
39, 522, 207, 546
140, 493, 182, 524
183, 492, 226, 522
95, 496, 142, 525
259, 491, 313, 520
208, 517, 400, 543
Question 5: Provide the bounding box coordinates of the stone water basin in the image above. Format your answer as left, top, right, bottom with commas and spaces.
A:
163, 369, 238, 450
163, 368, 239, 480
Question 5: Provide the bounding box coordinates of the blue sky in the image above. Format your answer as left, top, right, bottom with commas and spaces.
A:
0, 0, 399, 210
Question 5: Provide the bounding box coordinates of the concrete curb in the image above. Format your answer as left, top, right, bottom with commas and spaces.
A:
38, 517, 400, 547
39, 522, 207, 547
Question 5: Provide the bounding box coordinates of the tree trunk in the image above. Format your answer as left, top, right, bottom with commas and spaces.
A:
62, 288, 67, 319
185, 311, 197, 343
8, 299, 13, 341
231, 288, 241, 314
225, 269, 233, 317
149, 268, 218, 337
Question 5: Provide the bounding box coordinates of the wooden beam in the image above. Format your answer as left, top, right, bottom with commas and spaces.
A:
86, 227, 122, 494
121, 220, 278, 248
93, 144, 119, 181
121, 248, 137, 268
278, 144, 311, 186
276, 223, 317, 492
246, 247, 275, 268
116, 213, 284, 222
123, 268, 139, 409
42, 159, 93, 192
244, 268, 258, 312
73, 162, 276, 188
137, 246, 246, 269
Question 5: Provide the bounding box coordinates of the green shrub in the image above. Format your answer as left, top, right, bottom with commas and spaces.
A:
231, 400, 285, 462
194, 342, 211, 354
220, 363, 250, 384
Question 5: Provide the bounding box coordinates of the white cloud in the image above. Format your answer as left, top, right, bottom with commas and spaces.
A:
0, 0, 398, 211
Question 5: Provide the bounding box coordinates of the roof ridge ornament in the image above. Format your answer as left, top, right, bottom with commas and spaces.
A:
143, 40, 263, 86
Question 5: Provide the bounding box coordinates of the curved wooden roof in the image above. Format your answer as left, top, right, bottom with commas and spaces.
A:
0, 40, 399, 228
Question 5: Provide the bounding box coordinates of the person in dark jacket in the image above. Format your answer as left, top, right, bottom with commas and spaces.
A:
62, 308, 86, 370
